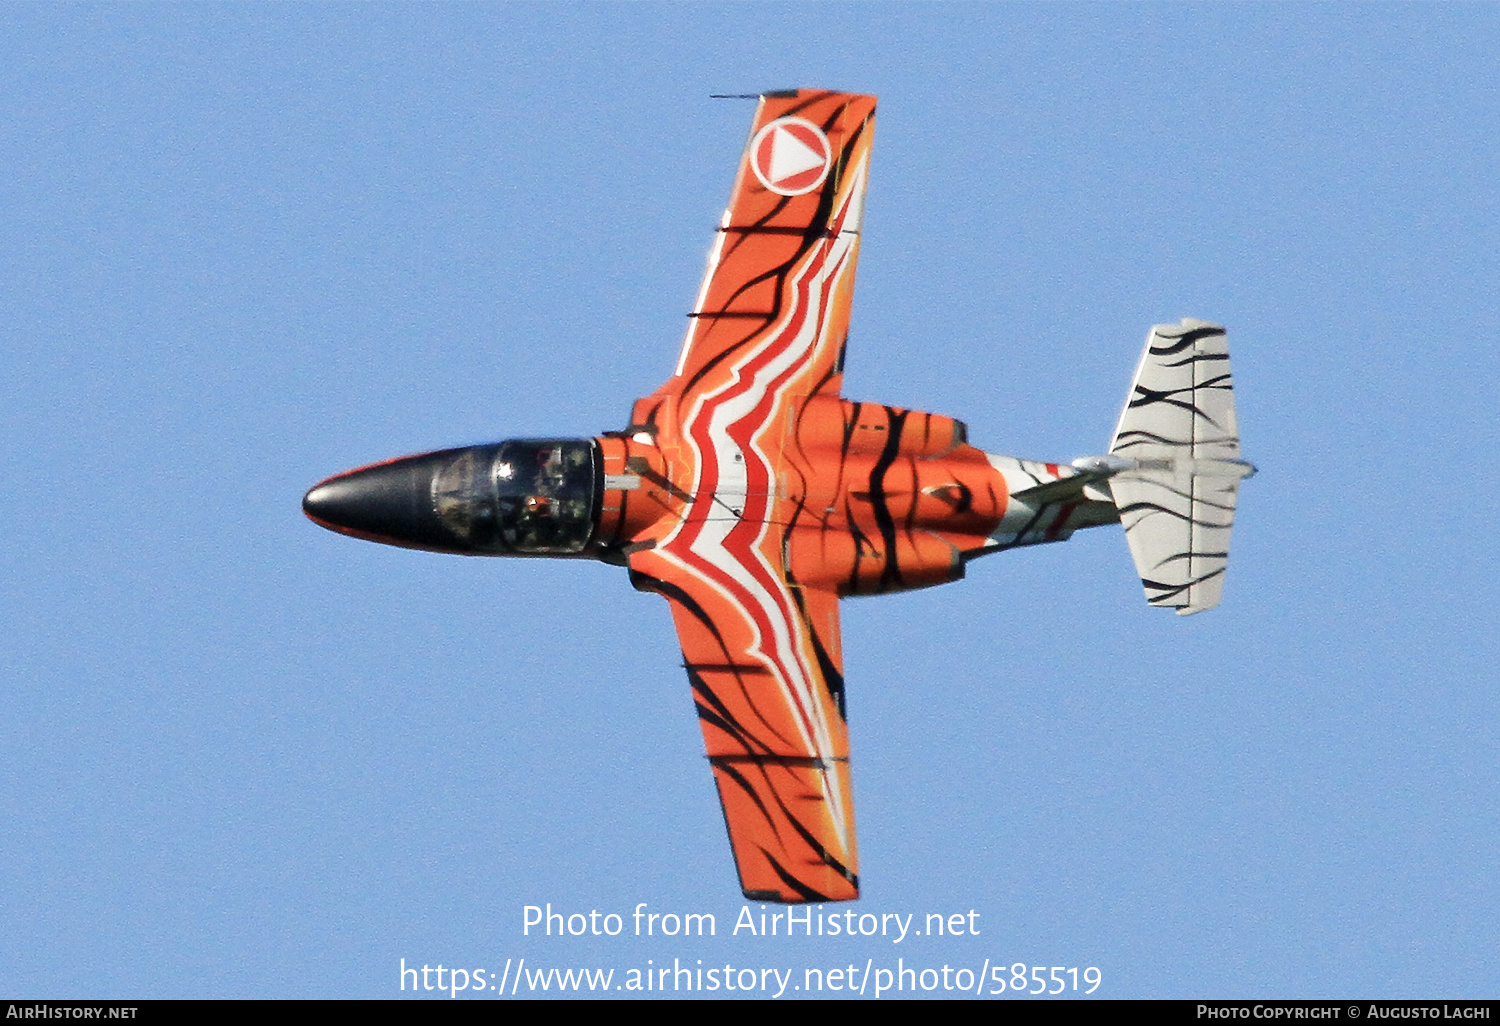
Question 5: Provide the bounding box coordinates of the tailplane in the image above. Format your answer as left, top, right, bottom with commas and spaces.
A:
1099, 319, 1254, 615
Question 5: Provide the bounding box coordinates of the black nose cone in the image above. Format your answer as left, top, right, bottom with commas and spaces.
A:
303, 452, 456, 552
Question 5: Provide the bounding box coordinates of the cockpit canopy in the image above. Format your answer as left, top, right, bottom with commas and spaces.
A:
302, 438, 600, 556
433, 439, 598, 554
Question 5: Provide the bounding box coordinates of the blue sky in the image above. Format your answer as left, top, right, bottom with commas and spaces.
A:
2, 3, 1496, 999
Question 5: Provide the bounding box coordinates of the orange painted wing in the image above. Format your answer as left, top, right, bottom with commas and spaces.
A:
663, 88, 875, 404
629, 555, 854, 902
628, 90, 875, 902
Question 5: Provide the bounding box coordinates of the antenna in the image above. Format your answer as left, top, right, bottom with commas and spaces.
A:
710, 89, 799, 100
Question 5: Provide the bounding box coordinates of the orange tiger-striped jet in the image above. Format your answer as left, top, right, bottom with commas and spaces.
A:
304, 90, 1254, 903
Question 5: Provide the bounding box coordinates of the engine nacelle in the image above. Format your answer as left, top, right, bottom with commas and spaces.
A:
792, 396, 968, 459
786, 524, 980, 596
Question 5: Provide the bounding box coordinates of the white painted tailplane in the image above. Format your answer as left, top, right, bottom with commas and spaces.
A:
1096, 319, 1254, 614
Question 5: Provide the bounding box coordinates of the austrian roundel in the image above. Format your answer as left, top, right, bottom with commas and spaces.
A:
749, 116, 832, 196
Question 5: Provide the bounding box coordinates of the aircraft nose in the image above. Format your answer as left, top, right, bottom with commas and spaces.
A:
302, 453, 454, 551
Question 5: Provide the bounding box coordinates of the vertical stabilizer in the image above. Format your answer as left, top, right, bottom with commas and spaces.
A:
1107, 319, 1253, 614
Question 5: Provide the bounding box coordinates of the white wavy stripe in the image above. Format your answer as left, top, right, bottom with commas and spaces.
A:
701, 156, 867, 686
690, 166, 864, 685
670, 238, 843, 713
658, 159, 867, 855
701, 241, 853, 679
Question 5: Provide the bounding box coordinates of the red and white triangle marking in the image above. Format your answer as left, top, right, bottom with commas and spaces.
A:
750, 117, 832, 196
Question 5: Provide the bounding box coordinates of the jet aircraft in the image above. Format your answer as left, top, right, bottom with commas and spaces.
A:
303, 89, 1254, 904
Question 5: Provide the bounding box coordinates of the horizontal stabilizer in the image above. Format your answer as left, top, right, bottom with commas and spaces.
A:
1108, 319, 1251, 615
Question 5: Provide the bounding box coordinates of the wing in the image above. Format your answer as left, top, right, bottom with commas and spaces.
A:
629, 555, 855, 902
625, 90, 876, 902
647, 89, 875, 410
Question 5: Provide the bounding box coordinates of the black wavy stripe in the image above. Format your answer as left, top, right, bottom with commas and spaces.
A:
1159, 351, 1230, 369
713, 753, 857, 901
1128, 384, 1226, 431
843, 496, 875, 593
713, 758, 787, 848
787, 584, 847, 720
680, 252, 797, 395
1122, 477, 1238, 513
804, 328, 847, 399
776, 800, 858, 888
840, 400, 862, 456
760, 847, 834, 903
691, 669, 770, 757
1153, 550, 1229, 567
1142, 565, 1226, 604
1116, 500, 1226, 529
978, 500, 1051, 555
1113, 429, 1194, 450
1148, 326, 1224, 356
869, 406, 908, 592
